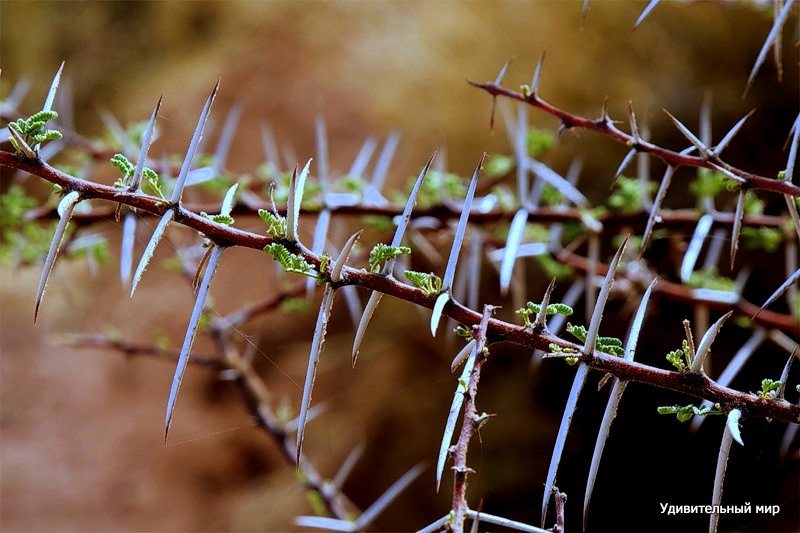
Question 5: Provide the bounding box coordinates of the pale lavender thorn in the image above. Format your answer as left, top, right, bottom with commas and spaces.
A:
294, 516, 353, 532
690, 311, 733, 374
581, 0, 591, 22
702, 229, 726, 270
443, 154, 484, 290
284, 402, 328, 432
390, 153, 436, 250
437, 348, 477, 491
713, 110, 754, 157
131, 210, 175, 297
451, 339, 477, 372
34, 191, 80, 323
171, 80, 220, 203
500, 209, 528, 296
332, 443, 365, 490
307, 209, 331, 296
120, 212, 137, 287
416, 515, 450, 533
779, 351, 794, 399
727, 409, 744, 446
352, 292, 383, 367
527, 157, 589, 206
41, 60, 65, 114
331, 230, 363, 283
632, 0, 659, 30
430, 292, 450, 337
584, 235, 629, 355
642, 165, 676, 253
342, 286, 362, 330
287, 159, 313, 242
296, 284, 337, 463
542, 363, 590, 527
700, 90, 713, 149
489, 59, 514, 132
354, 463, 424, 530
534, 278, 557, 330
129, 95, 163, 191
348, 136, 378, 178
757, 267, 800, 318
585, 233, 600, 325
211, 104, 241, 178
744, 0, 795, 97
315, 115, 331, 197
681, 214, 714, 283
613, 149, 636, 184
785, 113, 800, 183
164, 245, 225, 441
530, 51, 546, 96
260, 122, 281, 171
467, 510, 548, 533
515, 104, 529, 203
370, 132, 401, 192
663, 109, 709, 158
710, 419, 735, 533
730, 190, 745, 269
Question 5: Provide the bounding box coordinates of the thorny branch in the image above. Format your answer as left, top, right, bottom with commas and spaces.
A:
469, 81, 800, 198
3, 149, 799, 425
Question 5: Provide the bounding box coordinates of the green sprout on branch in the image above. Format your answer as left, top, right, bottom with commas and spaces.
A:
757, 379, 782, 400
657, 403, 724, 422
404, 270, 442, 296
565, 323, 624, 356
258, 209, 287, 238
547, 342, 580, 365
263, 243, 316, 277
516, 301, 573, 327
7, 110, 62, 156
110, 154, 164, 198
368, 243, 410, 273
665, 340, 694, 373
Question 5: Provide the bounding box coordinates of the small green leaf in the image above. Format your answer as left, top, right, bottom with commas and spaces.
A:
258, 208, 287, 238
404, 270, 442, 296
263, 243, 316, 277
657, 403, 724, 422
369, 243, 411, 273
758, 378, 782, 399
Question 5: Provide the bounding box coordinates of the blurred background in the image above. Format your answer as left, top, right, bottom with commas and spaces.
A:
1, 1, 798, 531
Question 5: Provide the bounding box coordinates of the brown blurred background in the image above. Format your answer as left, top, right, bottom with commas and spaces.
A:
1, 1, 798, 532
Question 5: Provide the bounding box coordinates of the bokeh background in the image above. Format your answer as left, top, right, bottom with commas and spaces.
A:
1, 1, 798, 532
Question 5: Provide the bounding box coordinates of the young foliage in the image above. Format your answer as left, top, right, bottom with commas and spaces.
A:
657, 403, 724, 423
515, 302, 573, 328
404, 270, 442, 297
263, 243, 315, 277
368, 243, 411, 274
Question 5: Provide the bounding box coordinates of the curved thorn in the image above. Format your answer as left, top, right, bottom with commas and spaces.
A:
129, 95, 163, 191
663, 109, 708, 158
430, 292, 450, 337
710, 417, 736, 533
296, 285, 337, 463
451, 339, 477, 373
165, 245, 225, 442
756, 267, 800, 319
744, 0, 795, 97
131, 210, 174, 297
42, 60, 65, 114
332, 230, 363, 283
632, 0, 659, 30
534, 278, 557, 330
681, 214, 714, 283
119, 212, 137, 287
730, 190, 745, 270
713, 110, 754, 157
642, 165, 676, 253
691, 311, 733, 373
356, 463, 424, 530
500, 209, 528, 296
584, 235, 629, 355
443, 154, 485, 289
352, 292, 383, 367
171, 80, 220, 203
287, 158, 313, 242
542, 363, 590, 527
34, 191, 80, 323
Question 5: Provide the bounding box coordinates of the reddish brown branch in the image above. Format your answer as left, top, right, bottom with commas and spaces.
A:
469, 81, 800, 198
4, 150, 800, 425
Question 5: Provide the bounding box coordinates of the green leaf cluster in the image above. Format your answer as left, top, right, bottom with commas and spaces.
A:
689, 168, 729, 198
368, 243, 410, 273
657, 403, 724, 422
404, 270, 442, 296
608, 176, 655, 214
757, 378, 781, 400
565, 323, 624, 356
200, 212, 235, 226
665, 339, 693, 372
515, 301, 573, 327
258, 209, 287, 238
399, 170, 466, 208
527, 128, 556, 157
8, 110, 62, 155
686, 266, 736, 292
741, 227, 782, 253
547, 342, 579, 365
263, 243, 316, 277
110, 154, 164, 198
